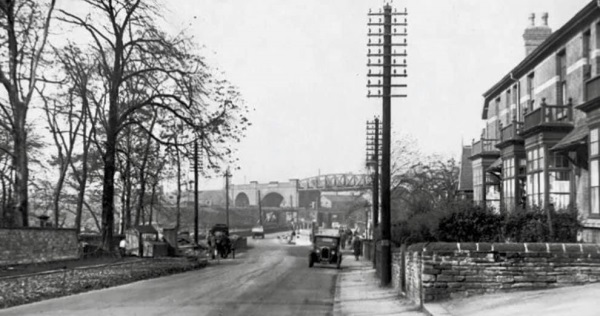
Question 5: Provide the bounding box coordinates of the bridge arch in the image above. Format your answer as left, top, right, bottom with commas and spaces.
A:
235, 192, 250, 207
262, 192, 285, 207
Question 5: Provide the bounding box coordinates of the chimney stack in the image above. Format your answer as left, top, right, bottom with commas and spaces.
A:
523, 12, 552, 56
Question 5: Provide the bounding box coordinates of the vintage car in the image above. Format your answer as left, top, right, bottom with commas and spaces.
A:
251, 225, 265, 239
308, 234, 342, 269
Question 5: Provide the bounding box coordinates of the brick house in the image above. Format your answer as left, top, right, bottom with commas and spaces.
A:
466, 1, 600, 242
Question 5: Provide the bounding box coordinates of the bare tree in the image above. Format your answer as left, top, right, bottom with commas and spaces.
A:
0, 0, 56, 226
60, 0, 250, 251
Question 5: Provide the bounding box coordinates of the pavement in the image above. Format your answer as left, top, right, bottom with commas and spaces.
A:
332, 250, 600, 316
437, 282, 600, 316
333, 252, 426, 316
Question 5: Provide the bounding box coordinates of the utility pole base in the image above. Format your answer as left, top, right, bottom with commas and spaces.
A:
380, 240, 392, 286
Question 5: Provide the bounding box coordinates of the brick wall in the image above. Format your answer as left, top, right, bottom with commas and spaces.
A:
0, 228, 79, 266
395, 242, 600, 306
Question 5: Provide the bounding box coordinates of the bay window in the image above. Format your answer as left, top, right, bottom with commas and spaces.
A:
527, 146, 545, 207
591, 128, 600, 215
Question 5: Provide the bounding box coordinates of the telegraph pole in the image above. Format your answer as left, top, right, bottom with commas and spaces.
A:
258, 190, 263, 225
193, 139, 199, 244
367, 4, 408, 286
225, 167, 231, 227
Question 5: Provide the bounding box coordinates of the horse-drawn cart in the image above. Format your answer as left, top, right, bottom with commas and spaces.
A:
208, 224, 235, 259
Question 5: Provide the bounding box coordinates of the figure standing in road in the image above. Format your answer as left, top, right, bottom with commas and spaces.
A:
352, 233, 362, 261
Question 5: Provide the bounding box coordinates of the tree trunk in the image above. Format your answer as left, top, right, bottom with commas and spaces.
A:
149, 180, 156, 225
101, 129, 116, 251
101, 68, 120, 251
1, 176, 6, 226
73, 133, 91, 233
125, 157, 132, 228
120, 171, 127, 234
52, 163, 68, 227
13, 109, 29, 227
135, 117, 156, 226
175, 143, 181, 230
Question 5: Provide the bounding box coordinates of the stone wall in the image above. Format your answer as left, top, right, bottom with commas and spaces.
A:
396, 242, 600, 306
0, 228, 79, 266
0, 258, 204, 309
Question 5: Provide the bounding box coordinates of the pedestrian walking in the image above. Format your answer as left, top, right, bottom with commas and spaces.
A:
352, 234, 362, 261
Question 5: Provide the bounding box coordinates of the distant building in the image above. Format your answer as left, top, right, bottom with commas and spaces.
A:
320, 194, 367, 210
461, 2, 600, 242
319, 194, 368, 229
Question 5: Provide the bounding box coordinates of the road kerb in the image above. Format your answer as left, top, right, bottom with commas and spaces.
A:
423, 303, 454, 316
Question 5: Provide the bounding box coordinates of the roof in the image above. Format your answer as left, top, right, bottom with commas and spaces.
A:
486, 157, 502, 172
482, 1, 598, 119
551, 124, 589, 152
458, 146, 473, 192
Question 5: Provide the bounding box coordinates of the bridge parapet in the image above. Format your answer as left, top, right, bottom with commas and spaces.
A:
298, 174, 372, 191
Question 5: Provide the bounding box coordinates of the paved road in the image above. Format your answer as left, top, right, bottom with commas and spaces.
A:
441, 282, 600, 316
0, 232, 338, 316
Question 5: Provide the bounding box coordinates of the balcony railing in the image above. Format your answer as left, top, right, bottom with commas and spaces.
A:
500, 121, 523, 143
522, 99, 573, 133
472, 138, 500, 156
585, 75, 600, 102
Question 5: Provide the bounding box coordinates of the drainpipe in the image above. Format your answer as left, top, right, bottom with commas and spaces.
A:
509, 72, 520, 213
510, 72, 520, 122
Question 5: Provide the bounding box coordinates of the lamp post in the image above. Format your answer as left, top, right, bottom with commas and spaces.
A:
224, 167, 231, 228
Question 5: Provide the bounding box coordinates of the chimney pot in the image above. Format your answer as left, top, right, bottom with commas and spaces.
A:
529, 13, 535, 27
542, 12, 548, 26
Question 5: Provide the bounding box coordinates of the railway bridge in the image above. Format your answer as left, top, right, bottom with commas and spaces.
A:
229, 173, 372, 208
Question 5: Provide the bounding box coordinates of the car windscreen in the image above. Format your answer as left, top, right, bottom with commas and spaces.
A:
315, 237, 338, 247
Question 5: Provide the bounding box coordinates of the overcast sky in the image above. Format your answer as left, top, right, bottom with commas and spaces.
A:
164, 0, 591, 189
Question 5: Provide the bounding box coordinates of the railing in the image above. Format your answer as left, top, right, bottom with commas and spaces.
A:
523, 99, 572, 132
500, 121, 523, 143
586, 75, 600, 101
472, 138, 499, 156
